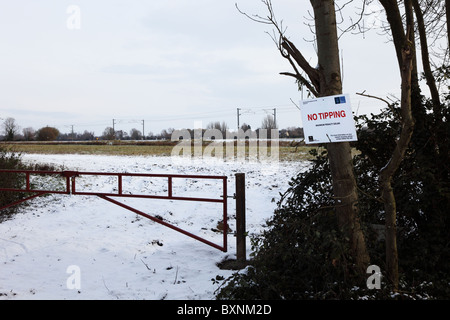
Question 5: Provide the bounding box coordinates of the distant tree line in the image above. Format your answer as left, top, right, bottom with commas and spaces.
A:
0, 117, 63, 141
1, 116, 304, 141
161, 116, 304, 140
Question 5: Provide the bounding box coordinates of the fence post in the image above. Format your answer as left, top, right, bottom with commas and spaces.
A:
235, 173, 246, 263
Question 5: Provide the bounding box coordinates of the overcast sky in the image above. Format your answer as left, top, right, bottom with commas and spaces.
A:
0, 0, 402, 137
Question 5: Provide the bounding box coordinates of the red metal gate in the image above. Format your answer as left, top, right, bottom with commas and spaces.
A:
0, 169, 228, 252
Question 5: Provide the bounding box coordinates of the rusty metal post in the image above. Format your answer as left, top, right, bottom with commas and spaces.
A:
26, 172, 30, 191
168, 176, 173, 198
118, 174, 123, 195
235, 173, 246, 263
223, 177, 228, 253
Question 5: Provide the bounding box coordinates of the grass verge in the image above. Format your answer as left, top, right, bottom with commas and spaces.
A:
1, 140, 320, 161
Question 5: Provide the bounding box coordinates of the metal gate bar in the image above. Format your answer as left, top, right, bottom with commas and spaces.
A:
98, 194, 226, 252
0, 170, 72, 195
0, 191, 51, 210
0, 169, 228, 252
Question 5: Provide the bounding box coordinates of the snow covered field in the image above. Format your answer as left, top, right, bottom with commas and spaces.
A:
0, 154, 308, 300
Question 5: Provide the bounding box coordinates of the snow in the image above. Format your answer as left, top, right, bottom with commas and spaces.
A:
0, 154, 308, 300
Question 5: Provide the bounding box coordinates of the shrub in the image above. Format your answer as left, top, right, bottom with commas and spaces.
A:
216, 152, 369, 299
0, 146, 63, 222
36, 126, 60, 141
216, 93, 450, 299
0, 146, 27, 222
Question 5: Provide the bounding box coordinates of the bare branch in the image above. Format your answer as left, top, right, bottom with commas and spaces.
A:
289, 98, 300, 110
335, 0, 368, 39
356, 90, 400, 118
236, 0, 320, 95
235, 2, 272, 25
280, 72, 319, 97
281, 37, 320, 92
356, 90, 392, 106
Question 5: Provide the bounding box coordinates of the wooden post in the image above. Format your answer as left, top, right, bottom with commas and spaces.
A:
235, 173, 246, 263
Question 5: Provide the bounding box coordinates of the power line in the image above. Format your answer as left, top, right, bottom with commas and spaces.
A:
37, 102, 303, 135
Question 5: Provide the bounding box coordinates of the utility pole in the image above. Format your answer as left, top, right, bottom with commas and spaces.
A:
237, 108, 242, 130
273, 108, 277, 128
142, 120, 145, 140
112, 119, 116, 140
71, 125, 74, 141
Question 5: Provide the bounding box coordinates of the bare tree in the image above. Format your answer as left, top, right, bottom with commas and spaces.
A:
353, 0, 417, 289
22, 127, 35, 141
238, 0, 370, 274
130, 128, 143, 140
260, 115, 277, 139
79, 130, 95, 141
115, 130, 128, 140
375, 0, 450, 290
2, 117, 19, 141
261, 115, 276, 130
102, 127, 115, 140
160, 128, 175, 140
376, 13, 415, 290
207, 121, 229, 139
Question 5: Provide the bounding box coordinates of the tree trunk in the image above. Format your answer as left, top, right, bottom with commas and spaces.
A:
379, 0, 407, 70
310, 0, 370, 273
377, 0, 416, 290
404, 0, 419, 88
446, 0, 450, 49
380, 27, 415, 290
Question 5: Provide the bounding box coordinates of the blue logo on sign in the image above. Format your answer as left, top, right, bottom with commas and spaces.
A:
335, 96, 346, 104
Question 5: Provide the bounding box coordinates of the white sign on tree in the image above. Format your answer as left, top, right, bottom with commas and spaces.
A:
301, 94, 358, 144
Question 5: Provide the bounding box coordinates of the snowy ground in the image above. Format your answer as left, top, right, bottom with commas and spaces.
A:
0, 154, 308, 300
